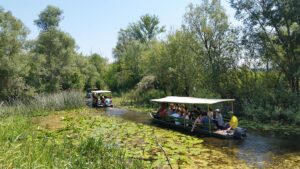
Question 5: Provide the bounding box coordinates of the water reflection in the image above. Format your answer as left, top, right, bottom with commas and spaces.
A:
100, 107, 300, 168
105, 107, 152, 124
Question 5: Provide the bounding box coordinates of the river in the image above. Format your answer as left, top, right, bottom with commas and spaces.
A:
103, 107, 300, 168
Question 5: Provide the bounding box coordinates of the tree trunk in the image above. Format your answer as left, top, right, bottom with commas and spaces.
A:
296, 77, 299, 94
184, 86, 189, 96
289, 77, 299, 94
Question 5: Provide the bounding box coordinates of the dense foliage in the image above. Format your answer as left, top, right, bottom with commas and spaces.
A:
0, 1, 299, 124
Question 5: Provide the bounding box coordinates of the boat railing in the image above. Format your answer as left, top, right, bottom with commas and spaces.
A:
164, 116, 215, 131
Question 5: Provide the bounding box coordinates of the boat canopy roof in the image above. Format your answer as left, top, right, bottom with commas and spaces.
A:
151, 96, 234, 105
91, 90, 111, 94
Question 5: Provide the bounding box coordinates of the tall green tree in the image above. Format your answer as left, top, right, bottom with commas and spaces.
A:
112, 14, 165, 91
231, 0, 300, 94
129, 14, 165, 43
31, 6, 83, 92
145, 31, 202, 96
84, 53, 108, 90
184, 0, 239, 98
34, 5, 63, 31
0, 7, 31, 100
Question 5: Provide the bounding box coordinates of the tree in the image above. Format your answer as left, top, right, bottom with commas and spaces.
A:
34, 5, 63, 31
184, 0, 239, 97
114, 14, 165, 59
112, 14, 165, 91
230, 0, 300, 94
0, 7, 32, 100
85, 53, 108, 90
115, 41, 146, 90
129, 14, 165, 43
32, 6, 83, 92
33, 29, 79, 92
145, 31, 202, 96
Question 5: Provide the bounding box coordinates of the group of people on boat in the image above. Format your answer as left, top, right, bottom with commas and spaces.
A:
156, 103, 239, 134
92, 93, 112, 107
157, 103, 190, 124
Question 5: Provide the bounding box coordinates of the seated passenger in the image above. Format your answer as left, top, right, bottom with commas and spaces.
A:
100, 95, 105, 105
213, 109, 224, 129
105, 96, 111, 106
190, 107, 201, 121
224, 111, 238, 130
190, 105, 197, 114
176, 107, 182, 115
182, 107, 190, 126
193, 112, 214, 131
207, 108, 214, 120
170, 111, 182, 125
191, 112, 204, 132
158, 103, 168, 119
200, 112, 210, 124
167, 104, 176, 115
92, 93, 98, 107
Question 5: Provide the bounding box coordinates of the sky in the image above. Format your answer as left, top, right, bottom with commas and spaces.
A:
1, 0, 237, 62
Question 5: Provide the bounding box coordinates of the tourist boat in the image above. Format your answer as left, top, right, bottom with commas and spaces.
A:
86, 90, 113, 107
150, 96, 246, 139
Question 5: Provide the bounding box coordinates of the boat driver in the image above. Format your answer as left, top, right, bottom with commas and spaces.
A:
225, 111, 238, 130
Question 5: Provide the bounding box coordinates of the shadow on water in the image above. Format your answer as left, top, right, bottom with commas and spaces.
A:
99, 107, 300, 168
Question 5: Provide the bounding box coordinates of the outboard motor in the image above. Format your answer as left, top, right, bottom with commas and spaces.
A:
234, 127, 247, 139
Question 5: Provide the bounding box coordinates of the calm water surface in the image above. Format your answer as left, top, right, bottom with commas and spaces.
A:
102, 107, 300, 168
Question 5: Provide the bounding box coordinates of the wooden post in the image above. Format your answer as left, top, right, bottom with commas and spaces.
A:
208, 105, 211, 133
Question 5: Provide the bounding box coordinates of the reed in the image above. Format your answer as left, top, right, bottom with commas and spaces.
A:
0, 91, 85, 116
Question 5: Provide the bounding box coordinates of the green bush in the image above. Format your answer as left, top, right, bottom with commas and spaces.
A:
242, 102, 300, 125
124, 89, 165, 105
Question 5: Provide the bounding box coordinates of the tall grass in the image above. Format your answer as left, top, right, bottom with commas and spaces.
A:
0, 91, 143, 168
0, 134, 143, 168
0, 91, 85, 116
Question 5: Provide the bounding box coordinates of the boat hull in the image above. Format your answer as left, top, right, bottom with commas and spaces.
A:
150, 113, 246, 139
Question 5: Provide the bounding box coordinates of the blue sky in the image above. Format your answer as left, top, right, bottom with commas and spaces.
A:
1, 0, 236, 62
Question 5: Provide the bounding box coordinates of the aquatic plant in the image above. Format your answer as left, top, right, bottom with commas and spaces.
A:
1, 106, 299, 168
61, 109, 252, 168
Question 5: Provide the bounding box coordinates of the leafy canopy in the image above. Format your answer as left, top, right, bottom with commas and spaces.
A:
34, 5, 63, 31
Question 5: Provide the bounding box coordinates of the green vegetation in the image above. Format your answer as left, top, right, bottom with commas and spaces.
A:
0, 0, 299, 150
113, 96, 158, 113
239, 120, 300, 135
1, 1, 300, 168
0, 91, 85, 116
109, 0, 300, 126
0, 114, 143, 168
0, 90, 299, 168
2, 101, 299, 168
85, 112, 249, 168
0, 92, 143, 168
1, 97, 251, 169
